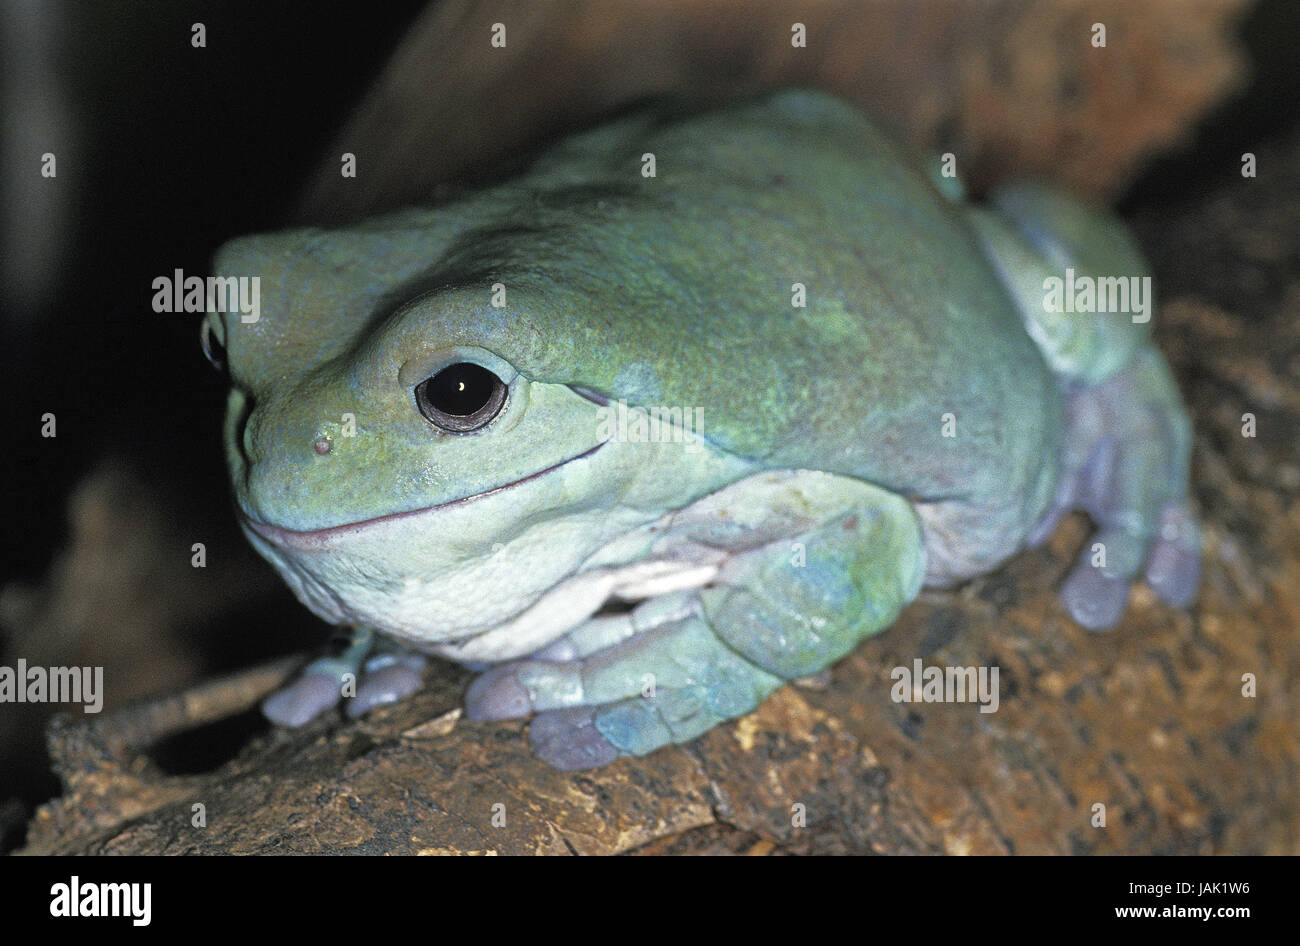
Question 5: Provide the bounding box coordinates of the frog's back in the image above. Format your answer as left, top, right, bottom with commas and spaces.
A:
429, 89, 1061, 537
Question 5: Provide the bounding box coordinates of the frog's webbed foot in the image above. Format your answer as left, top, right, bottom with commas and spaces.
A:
465, 476, 926, 770
465, 590, 786, 770
262, 626, 428, 726
1036, 348, 1201, 629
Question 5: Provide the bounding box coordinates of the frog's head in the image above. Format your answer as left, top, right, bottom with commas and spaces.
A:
202, 225, 695, 643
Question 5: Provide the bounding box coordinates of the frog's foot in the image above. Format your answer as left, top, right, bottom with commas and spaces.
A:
465, 591, 786, 770
1037, 348, 1201, 629
465, 476, 926, 769
262, 626, 428, 726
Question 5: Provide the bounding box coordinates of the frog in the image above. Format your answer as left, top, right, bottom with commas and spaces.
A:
202, 89, 1200, 771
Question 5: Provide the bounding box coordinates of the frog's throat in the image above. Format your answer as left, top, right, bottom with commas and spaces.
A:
241, 441, 605, 550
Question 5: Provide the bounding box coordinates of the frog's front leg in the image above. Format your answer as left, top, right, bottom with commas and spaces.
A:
465, 474, 926, 770
262, 625, 428, 726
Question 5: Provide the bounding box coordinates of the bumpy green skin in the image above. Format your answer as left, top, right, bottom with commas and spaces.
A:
206, 89, 1197, 770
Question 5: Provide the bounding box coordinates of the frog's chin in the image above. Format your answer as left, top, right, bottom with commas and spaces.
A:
240, 441, 605, 551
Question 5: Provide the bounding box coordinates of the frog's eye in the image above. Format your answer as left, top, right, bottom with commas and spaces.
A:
200, 319, 226, 372
414, 362, 508, 433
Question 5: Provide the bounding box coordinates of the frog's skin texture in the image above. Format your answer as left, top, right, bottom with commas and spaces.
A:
205, 90, 1200, 770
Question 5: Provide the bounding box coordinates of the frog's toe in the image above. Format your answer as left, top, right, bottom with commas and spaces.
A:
263, 672, 343, 727
464, 664, 537, 721
528, 706, 622, 770
529, 683, 747, 770
465, 623, 661, 722
1142, 501, 1202, 609
346, 657, 427, 718
1059, 501, 1200, 628
465, 659, 585, 721
1060, 564, 1132, 630
1059, 519, 1155, 631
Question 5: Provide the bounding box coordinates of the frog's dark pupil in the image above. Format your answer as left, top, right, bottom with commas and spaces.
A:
428, 363, 495, 415
415, 362, 507, 432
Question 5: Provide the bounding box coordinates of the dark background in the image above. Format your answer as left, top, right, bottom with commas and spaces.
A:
6, 1, 425, 583
1, 0, 425, 839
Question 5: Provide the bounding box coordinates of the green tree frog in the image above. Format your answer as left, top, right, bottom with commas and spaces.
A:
203, 90, 1199, 770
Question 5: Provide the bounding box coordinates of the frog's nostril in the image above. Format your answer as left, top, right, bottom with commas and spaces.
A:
313, 436, 333, 456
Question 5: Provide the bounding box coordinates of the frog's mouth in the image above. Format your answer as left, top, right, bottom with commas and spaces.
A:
242, 441, 605, 551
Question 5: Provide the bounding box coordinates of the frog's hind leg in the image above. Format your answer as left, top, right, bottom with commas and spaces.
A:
1048, 349, 1201, 628
966, 183, 1200, 629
